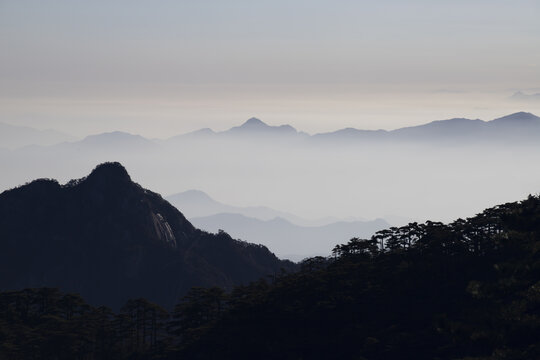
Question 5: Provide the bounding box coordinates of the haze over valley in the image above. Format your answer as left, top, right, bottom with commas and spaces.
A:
1, 112, 539, 258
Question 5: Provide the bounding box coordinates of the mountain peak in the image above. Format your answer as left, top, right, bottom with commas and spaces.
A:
86, 162, 132, 186
0, 163, 294, 309
491, 112, 540, 123
241, 117, 267, 127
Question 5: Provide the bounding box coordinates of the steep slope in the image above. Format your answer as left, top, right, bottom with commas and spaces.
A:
0, 162, 295, 309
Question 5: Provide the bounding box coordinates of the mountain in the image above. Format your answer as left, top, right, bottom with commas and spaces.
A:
165, 112, 540, 145
190, 213, 390, 260
6, 112, 538, 152
489, 111, 540, 125
0, 162, 294, 309
12, 131, 157, 155
167, 190, 391, 259
165, 117, 308, 144
390, 117, 487, 141
166, 189, 276, 219
0, 122, 74, 149
310, 111, 540, 145
166, 189, 333, 226
485, 112, 540, 142
226, 117, 300, 137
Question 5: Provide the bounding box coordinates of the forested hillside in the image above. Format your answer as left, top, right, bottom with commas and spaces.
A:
1, 195, 539, 359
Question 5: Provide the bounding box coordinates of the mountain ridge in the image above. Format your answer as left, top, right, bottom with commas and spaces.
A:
190, 212, 390, 260
11, 112, 538, 149
0, 162, 295, 309
166, 189, 344, 226
166, 111, 540, 144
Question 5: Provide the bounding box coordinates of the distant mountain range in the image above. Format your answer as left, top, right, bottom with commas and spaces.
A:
0, 162, 294, 309
3, 112, 539, 151
1, 111, 538, 230
71, 111, 540, 147
0, 122, 74, 149
166, 117, 309, 142
311, 111, 540, 144
190, 213, 390, 261
166, 189, 389, 260
165, 111, 540, 145
166, 189, 357, 226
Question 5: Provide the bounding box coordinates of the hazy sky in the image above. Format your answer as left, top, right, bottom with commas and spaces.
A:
1, 0, 539, 136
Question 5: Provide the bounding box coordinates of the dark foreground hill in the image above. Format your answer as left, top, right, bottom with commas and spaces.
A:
0, 162, 294, 309
181, 196, 540, 360
0, 195, 539, 359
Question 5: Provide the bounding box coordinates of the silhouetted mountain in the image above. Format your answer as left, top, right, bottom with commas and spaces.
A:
172, 195, 540, 359
5, 194, 536, 359
0, 162, 294, 309
0, 122, 74, 149
190, 213, 390, 260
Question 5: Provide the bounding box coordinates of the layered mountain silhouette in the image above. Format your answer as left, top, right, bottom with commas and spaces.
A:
166, 189, 347, 226
190, 213, 389, 261
166, 190, 389, 259
0, 162, 294, 309
11, 112, 539, 151
1, 111, 539, 230
159, 111, 540, 145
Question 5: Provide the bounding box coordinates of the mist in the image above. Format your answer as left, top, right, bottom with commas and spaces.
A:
1, 115, 538, 233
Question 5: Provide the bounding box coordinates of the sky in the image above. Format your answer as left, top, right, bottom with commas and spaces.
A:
1, 0, 540, 137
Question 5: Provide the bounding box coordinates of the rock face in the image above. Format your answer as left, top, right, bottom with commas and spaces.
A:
0, 162, 295, 309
